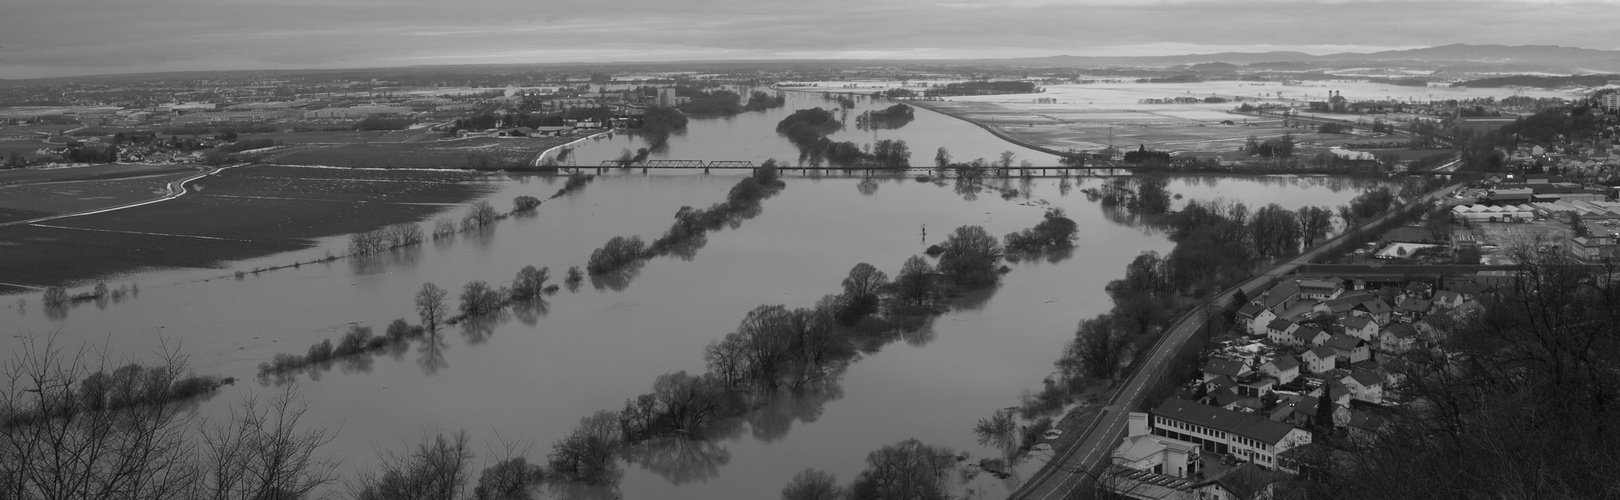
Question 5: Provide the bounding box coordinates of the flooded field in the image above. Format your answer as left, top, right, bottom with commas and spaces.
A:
2, 87, 1390, 499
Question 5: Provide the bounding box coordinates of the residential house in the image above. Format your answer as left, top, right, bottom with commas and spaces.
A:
1431, 290, 1465, 309
1150, 399, 1312, 470
1351, 298, 1393, 325
1234, 373, 1276, 399
1404, 281, 1433, 300
1324, 334, 1371, 365
1340, 316, 1379, 343
1269, 394, 1349, 428
1319, 381, 1353, 408
1236, 303, 1276, 337
1395, 296, 1432, 322
1254, 281, 1301, 315
1265, 319, 1300, 345
1302, 345, 1337, 373
1297, 279, 1344, 300
1340, 370, 1385, 403
1379, 323, 1419, 353
1290, 326, 1330, 348
1260, 355, 1300, 385
1312, 292, 1371, 317
1202, 358, 1252, 383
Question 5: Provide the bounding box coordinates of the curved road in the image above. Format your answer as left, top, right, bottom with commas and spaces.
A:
0, 164, 235, 228
1010, 180, 1464, 500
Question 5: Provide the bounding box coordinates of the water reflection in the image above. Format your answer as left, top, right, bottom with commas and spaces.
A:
459, 308, 509, 345
745, 368, 847, 443
589, 261, 643, 292
623, 436, 734, 486
510, 297, 551, 327
547, 476, 621, 500
417, 332, 449, 376
857, 178, 879, 196
349, 245, 424, 276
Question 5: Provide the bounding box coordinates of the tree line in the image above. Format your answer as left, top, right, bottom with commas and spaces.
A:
586, 165, 787, 279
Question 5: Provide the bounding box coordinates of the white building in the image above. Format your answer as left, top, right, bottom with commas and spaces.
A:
1149, 399, 1311, 471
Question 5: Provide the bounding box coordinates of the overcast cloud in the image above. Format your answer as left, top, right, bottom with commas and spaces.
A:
3, 0, 1618, 78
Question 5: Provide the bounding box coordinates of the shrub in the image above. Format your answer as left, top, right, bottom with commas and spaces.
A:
42, 286, 68, 307
385, 318, 423, 342
432, 218, 457, 239
512, 195, 542, 213
333, 325, 375, 357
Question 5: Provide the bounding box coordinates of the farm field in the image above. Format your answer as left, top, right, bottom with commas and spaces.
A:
917, 99, 1358, 156
239, 130, 390, 144
0, 165, 498, 288
0, 171, 194, 223
0, 139, 48, 160
0, 163, 197, 185
268, 136, 571, 168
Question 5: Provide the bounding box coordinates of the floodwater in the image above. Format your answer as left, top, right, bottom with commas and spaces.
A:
1, 92, 1386, 499
548, 91, 1069, 167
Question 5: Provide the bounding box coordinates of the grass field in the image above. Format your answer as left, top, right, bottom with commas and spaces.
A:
268, 137, 571, 169
0, 165, 495, 289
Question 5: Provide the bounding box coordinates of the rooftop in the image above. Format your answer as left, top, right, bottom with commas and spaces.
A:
1267, 354, 1300, 371
1154, 399, 1301, 444
1203, 358, 1250, 377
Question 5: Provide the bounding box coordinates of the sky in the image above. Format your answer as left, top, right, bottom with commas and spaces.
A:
3, 0, 1619, 79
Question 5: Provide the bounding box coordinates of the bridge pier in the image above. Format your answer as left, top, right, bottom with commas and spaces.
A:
703, 167, 710, 174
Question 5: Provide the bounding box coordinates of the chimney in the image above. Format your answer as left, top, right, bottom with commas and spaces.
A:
1129, 412, 1150, 437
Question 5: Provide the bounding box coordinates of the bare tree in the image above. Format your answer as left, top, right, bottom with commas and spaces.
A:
781, 468, 845, 500
416, 283, 449, 333
198, 385, 338, 500
354, 431, 474, 500
846, 439, 957, 500
0, 339, 203, 500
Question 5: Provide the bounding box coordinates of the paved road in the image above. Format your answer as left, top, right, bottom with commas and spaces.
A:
1009, 180, 1464, 500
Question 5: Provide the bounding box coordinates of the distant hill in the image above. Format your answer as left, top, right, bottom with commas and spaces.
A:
996, 44, 1620, 74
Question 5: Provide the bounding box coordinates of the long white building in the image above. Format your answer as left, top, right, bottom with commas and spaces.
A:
1149, 399, 1312, 471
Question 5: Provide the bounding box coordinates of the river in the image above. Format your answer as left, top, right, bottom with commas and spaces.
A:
1, 91, 1386, 499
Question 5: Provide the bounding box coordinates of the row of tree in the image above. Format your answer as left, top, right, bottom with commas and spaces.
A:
587, 166, 787, 277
